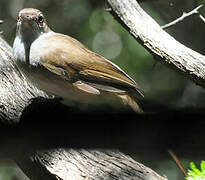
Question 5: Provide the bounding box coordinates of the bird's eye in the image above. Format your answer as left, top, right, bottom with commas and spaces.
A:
38, 15, 44, 23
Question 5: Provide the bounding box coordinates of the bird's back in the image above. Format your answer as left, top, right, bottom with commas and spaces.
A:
30, 31, 142, 96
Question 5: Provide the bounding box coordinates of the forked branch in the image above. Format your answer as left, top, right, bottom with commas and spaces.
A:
107, 0, 205, 89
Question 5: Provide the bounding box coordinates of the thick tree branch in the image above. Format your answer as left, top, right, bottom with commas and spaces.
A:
15, 149, 167, 180
107, 0, 205, 89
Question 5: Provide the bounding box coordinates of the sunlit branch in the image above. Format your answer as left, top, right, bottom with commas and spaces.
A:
199, 14, 205, 23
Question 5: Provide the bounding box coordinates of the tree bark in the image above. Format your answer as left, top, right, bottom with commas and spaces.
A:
107, 0, 205, 89
15, 149, 167, 180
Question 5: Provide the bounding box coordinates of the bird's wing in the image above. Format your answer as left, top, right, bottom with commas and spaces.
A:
40, 33, 143, 96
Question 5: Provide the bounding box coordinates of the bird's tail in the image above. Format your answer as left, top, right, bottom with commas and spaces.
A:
117, 94, 143, 113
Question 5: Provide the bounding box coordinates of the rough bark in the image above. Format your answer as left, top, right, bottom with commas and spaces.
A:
107, 0, 205, 88
0, 36, 166, 179
15, 149, 167, 180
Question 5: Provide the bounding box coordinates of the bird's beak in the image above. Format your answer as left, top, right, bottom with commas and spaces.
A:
18, 15, 31, 26
17, 16, 38, 43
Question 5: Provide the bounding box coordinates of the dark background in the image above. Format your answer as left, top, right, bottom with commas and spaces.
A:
0, 0, 205, 179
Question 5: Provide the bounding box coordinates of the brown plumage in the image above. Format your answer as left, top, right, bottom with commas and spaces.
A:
13, 8, 144, 113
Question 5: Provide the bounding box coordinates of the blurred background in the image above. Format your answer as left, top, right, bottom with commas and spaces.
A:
0, 0, 205, 179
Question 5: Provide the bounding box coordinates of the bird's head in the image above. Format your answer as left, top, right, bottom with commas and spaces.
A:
16, 8, 51, 44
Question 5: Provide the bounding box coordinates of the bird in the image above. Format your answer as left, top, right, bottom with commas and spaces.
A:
13, 8, 143, 113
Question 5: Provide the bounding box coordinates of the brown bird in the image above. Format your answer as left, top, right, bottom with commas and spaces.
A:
13, 8, 143, 113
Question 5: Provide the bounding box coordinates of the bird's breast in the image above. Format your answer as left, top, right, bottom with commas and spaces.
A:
29, 32, 54, 67
13, 33, 91, 104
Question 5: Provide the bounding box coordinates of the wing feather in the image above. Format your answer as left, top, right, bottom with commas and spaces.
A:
40, 33, 143, 96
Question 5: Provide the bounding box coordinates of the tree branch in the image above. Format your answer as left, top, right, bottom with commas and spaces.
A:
161, 5, 202, 29
15, 149, 167, 180
107, 0, 205, 89
199, 14, 205, 23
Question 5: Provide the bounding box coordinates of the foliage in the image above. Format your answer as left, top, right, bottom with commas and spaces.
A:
186, 161, 205, 180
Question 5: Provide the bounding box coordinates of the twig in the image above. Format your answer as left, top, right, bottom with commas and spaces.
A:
0, 20, 3, 34
168, 150, 187, 177
104, 8, 112, 11
199, 14, 205, 23
161, 5, 203, 29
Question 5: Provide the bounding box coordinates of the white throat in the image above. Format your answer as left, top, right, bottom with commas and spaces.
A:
13, 31, 53, 67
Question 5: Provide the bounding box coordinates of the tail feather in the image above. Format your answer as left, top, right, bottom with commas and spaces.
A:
118, 94, 143, 113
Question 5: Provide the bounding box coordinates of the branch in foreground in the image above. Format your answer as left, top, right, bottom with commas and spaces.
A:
161, 5, 203, 29
0, 36, 167, 179
107, 0, 205, 89
15, 149, 167, 180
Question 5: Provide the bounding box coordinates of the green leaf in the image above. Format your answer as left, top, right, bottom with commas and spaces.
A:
190, 162, 203, 176
186, 161, 205, 180
200, 160, 205, 173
